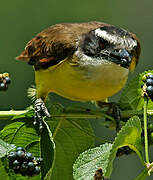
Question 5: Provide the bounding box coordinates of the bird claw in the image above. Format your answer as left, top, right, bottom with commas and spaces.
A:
34, 98, 51, 132
96, 101, 121, 131
109, 103, 121, 131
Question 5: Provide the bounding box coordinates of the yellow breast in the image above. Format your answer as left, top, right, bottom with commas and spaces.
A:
35, 58, 129, 101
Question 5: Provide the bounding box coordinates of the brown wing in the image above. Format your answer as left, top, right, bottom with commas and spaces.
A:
16, 21, 107, 69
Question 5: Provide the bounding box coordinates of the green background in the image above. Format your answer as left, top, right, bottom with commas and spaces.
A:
0, 0, 153, 179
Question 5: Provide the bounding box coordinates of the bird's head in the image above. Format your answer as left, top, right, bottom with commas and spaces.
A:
80, 25, 141, 71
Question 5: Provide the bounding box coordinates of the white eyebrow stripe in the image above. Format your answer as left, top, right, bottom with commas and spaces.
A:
95, 28, 137, 49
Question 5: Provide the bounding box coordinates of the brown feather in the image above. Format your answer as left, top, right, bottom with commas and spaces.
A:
16, 21, 140, 69
16, 22, 108, 66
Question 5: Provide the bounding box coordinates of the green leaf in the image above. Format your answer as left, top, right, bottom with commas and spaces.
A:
73, 116, 143, 180
73, 143, 112, 180
119, 70, 153, 111
45, 104, 95, 180
0, 159, 9, 180
0, 139, 15, 158
105, 116, 143, 177
41, 119, 55, 180
134, 168, 149, 180
0, 118, 40, 157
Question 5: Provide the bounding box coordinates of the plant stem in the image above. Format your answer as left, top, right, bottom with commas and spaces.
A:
0, 109, 153, 120
0, 110, 28, 120
134, 167, 149, 180
144, 97, 149, 163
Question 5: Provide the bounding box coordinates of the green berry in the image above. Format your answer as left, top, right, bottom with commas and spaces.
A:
148, 123, 153, 132
2, 72, 9, 77
150, 132, 153, 142
142, 75, 147, 82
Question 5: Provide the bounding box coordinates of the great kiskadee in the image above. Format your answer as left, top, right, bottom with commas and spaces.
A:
16, 22, 141, 131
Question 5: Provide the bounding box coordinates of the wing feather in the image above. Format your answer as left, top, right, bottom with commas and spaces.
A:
16, 22, 106, 69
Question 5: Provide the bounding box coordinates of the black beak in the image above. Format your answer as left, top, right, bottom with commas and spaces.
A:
110, 49, 132, 68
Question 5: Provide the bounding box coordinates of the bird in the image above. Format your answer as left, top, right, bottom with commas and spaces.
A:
16, 21, 141, 131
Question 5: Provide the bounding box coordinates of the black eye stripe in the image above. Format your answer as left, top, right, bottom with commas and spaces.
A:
98, 38, 108, 49
100, 26, 130, 37
81, 31, 101, 56
81, 30, 110, 56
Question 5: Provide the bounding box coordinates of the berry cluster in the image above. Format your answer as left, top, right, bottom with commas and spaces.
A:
0, 73, 11, 91
143, 74, 153, 101
8, 147, 43, 177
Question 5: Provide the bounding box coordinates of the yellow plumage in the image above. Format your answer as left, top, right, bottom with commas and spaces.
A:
35, 56, 129, 102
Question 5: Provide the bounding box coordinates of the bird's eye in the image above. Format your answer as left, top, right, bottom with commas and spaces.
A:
99, 38, 107, 50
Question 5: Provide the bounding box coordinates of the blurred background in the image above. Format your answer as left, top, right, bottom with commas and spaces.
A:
0, 0, 153, 179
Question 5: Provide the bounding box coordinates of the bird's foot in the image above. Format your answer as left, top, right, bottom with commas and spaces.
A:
96, 101, 121, 131
108, 102, 121, 131
34, 98, 51, 132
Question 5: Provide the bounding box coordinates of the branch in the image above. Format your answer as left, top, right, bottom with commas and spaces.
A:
0, 110, 28, 120
0, 108, 153, 121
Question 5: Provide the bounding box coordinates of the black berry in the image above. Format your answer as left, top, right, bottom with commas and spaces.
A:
146, 79, 153, 86
16, 147, 25, 152
33, 166, 41, 175
16, 150, 25, 161
8, 147, 41, 177
36, 157, 43, 165
148, 74, 153, 79
8, 152, 16, 162
0, 83, 7, 91
4, 77, 11, 84
4, 84, 8, 91
39, 124, 44, 132
12, 160, 20, 170
20, 162, 28, 175
14, 168, 20, 174
25, 152, 34, 161
146, 86, 153, 95
27, 162, 35, 171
